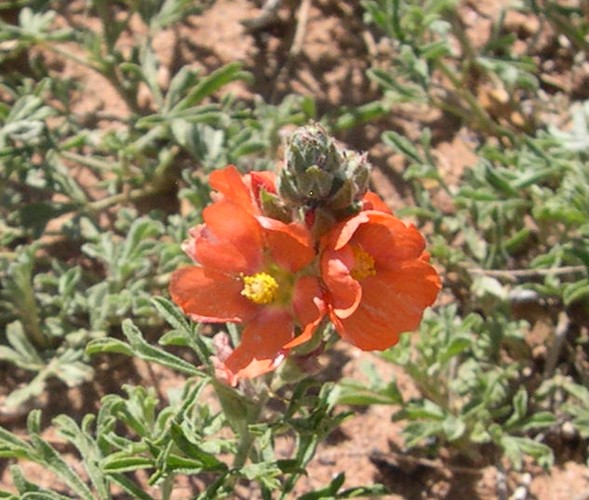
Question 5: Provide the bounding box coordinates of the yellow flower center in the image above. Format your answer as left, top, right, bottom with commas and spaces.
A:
350, 245, 376, 281
241, 272, 279, 305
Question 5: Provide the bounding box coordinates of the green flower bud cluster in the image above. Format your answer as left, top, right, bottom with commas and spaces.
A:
278, 123, 371, 218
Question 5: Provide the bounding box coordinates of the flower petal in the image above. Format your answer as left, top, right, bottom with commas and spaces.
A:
223, 308, 293, 383
284, 276, 326, 348
169, 266, 258, 322
332, 259, 441, 350
353, 212, 426, 268
320, 244, 362, 318
209, 165, 255, 213
327, 211, 370, 251
250, 170, 277, 197
257, 216, 315, 272
362, 191, 392, 214
195, 200, 264, 274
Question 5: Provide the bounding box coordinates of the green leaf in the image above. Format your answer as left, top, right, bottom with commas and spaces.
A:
3, 372, 48, 409
382, 129, 423, 163
338, 484, 388, 498
298, 472, 386, 500
3, 321, 43, 366
175, 62, 251, 110
457, 187, 498, 202
0, 344, 27, 367
18, 203, 75, 238
275, 459, 305, 474
157, 330, 189, 346
121, 319, 202, 376
501, 435, 553, 470
484, 164, 519, 197
169, 422, 226, 471
162, 454, 212, 474
333, 101, 388, 130
57, 267, 81, 297
88, 320, 202, 376
394, 400, 445, 421
52, 356, 94, 387
151, 296, 192, 333
27, 434, 94, 499
562, 380, 589, 405
520, 412, 557, 432
442, 414, 466, 441
211, 380, 260, 434
563, 278, 589, 306
52, 415, 109, 499
10, 463, 73, 499
367, 68, 421, 100
101, 456, 154, 473
108, 474, 154, 500
0, 427, 34, 459
438, 337, 471, 364
421, 40, 451, 60
505, 387, 528, 427
163, 66, 200, 111
504, 227, 532, 254
297, 472, 346, 500
86, 338, 135, 357
512, 166, 556, 190
335, 379, 402, 406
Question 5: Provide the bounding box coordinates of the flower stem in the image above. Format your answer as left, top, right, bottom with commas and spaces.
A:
211, 380, 270, 470
232, 388, 269, 469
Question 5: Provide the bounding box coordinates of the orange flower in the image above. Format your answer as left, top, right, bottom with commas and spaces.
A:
361, 191, 392, 214
320, 210, 441, 351
170, 198, 324, 385
208, 164, 276, 215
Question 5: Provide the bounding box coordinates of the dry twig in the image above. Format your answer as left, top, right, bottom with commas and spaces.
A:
369, 450, 484, 476
468, 265, 588, 283
271, 0, 312, 102
241, 0, 283, 32
544, 310, 571, 379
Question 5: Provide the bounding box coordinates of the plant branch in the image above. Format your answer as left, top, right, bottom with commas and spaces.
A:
434, 60, 516, 143
271, 0, 312, 103
84, 187, 159, 213
467, 265, 588, 282
544, 311, 570, 379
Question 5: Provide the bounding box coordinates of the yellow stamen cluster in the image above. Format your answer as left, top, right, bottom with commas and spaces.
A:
351, 245, 376, 281
241, 272, 279, 305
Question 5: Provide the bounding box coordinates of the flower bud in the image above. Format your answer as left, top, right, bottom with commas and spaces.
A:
278, 123, 372, 218
259, 189, 293, 223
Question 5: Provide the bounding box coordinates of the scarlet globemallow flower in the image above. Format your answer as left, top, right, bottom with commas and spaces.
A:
319, 210, 441, 351
169, 198, 324, 385
207, 164, 276, 215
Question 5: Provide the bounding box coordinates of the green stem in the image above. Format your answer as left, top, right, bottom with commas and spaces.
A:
160, 474, 174, 500
37, 41, 101, 72
37, 5, 142, 114
434, 60, 516, 143
232, 389, 269, 469
84, 186, 157, 212
93, 0, 118, 54
279, 435, 317, 500
16, 276, 49, 349
58, 151, 114, 173
233, 428, 255, 470
0, 251, 18, 260
61, 145, 180, 215
40, 40, 141, 114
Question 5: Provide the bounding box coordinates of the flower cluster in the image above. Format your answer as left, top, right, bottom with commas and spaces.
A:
170, 124, 441, 385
